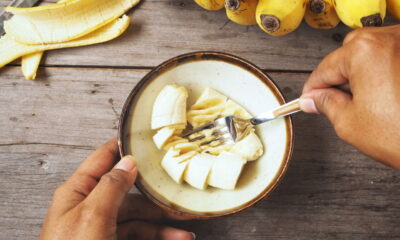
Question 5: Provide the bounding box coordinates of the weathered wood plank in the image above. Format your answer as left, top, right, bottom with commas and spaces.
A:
0, 67, 399, 240
1, 0, 398, 71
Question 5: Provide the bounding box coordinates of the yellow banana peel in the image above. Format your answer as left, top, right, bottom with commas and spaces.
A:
225, 0, 258, 25
194, 0, 225, 11
335, 0, 386, 28
21, 52, 44, 80
0, 15, 130, 69
19, 0, 73, 80
4, 0, 139, 44
256, 0, 306, 36
304, 0, 340, 29
387, 0, 400, 20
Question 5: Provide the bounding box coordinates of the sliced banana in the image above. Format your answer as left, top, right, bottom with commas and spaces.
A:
153, 127, 175, 149
161, 149, 197, 184
184, 153, 216, 190
187, 88, 227, 128
208, 151, 246, 190
0, 15, 130, 68
221, 99, 252, 119
4, 0, 140, 44
151, 85, 188, 130
231, 131, 264, 161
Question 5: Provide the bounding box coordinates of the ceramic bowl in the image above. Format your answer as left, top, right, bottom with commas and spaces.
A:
118, 51, 293, 219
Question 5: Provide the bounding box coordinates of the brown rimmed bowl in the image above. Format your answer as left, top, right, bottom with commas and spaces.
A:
118, 51, 293, 219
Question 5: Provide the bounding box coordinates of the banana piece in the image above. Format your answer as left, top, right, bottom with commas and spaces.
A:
256, 0, 306, 36
187, 88, 227, 128
387, 0, 400, 20
184, 153, 216, 190
304, 0, 340, 29
153, 127, 176, 149
225, 0, 258, 25
173, 142, 201, 153
151, 85, 188, 130
334, 0, 386, 28
161, 149, 197, 184
220, 99, 252, 119
163, 136, 189, 151
21, 52, 43, 80
194, 0, 225, 10
230, 131, 263, 161
4, 0, 140, 44
208, 151, 246, 190
0, 15, 130, 68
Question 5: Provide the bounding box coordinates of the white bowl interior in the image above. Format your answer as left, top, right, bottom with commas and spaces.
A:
124, 58, 290, 215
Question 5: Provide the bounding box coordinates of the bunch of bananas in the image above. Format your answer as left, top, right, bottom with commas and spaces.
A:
194, 0, 400, 36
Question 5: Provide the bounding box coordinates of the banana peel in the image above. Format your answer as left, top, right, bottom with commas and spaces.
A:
21, 52, 44, 80
19, 0, 71, 80
4, 0, 140, 44
0, 15, 130, 68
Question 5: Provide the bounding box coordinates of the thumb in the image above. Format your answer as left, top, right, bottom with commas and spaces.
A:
83, 155, 138, 220
300, 88, 352, 125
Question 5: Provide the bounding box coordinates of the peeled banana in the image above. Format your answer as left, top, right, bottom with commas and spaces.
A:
208, 151, 246, 190
4, 0, 140, 44
21, 52, 43, 80
161, 149, 197, 184
153, 86, 264, 190
256, 0, 306, 36
0, 15, 130, 68
151, 85, 188, 130
387, 0, 400, 20
225, 0, 258, 25
187, 88, 227, 128
194, 0, 225, 10
184, 153, 216, 190
335, 0, 386, 28
305, 0, 340, 29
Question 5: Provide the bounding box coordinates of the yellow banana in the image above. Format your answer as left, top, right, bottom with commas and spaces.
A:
304, 0, 340, 29
256, 0, 306, 36
334, 0, 386, 28
194, 0, 225, 10
387, 0, 400, 20
0, 15, 130, 68
4, 0, 140, 44
225, 0, 258, 25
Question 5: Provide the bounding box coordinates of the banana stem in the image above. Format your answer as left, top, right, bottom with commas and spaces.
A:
309, 0, 326, 14
225, 0, 240, 10
361, 13, 383, 27
260, 14, 280, 33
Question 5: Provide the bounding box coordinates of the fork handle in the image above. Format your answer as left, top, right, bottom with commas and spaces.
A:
251, 98, 301, 125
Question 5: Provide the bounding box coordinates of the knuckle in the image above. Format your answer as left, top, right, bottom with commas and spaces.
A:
100, 171, 128, 187
333, 118, 349, 140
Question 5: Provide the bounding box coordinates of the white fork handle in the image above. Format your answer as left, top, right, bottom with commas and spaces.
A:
250, 98, 301, 125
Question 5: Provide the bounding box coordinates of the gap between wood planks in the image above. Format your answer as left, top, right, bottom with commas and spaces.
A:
6, 63, 313, 74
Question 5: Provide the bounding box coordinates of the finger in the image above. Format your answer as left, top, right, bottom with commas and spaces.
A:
117, 221, 195, 240
300, 88, 352, 125
51, 138, 120, 214
83, 155, 138, 221
302, 47, 350, 95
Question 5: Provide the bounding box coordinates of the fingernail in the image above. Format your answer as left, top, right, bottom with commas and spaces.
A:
300, 98, 319, 114
114, 155, 136, 172
191, 232, 196, 240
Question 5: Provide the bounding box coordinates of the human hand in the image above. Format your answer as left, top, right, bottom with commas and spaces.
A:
300, 25, 400, 169
39, 138, 195, 240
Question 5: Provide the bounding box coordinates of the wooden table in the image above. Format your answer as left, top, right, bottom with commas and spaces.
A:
1, 1, 399, 239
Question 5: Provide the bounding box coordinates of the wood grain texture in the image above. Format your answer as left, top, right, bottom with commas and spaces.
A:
0, 0, 398, 71
1, 67, 399, 240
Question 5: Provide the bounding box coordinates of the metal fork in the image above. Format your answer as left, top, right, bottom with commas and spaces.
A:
183, 98, 301, 147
